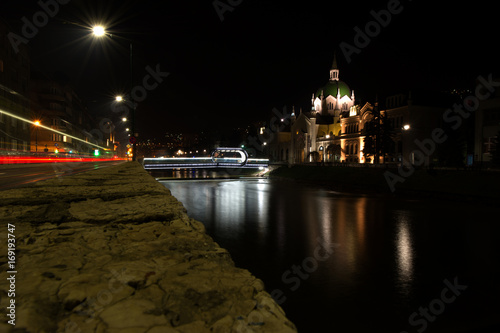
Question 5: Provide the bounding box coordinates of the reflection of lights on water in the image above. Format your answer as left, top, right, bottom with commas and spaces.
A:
256, 184, 268, 231
317, 197, 334, 246
396, 214, 414, 294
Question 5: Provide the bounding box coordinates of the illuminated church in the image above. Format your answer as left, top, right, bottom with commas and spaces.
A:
270, 54, 447, 166
276, 55, 376, 164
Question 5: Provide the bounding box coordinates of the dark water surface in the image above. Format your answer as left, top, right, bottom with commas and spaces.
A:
159, 178, 500, 333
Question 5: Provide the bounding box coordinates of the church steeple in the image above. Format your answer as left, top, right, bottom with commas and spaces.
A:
330, 53, 339, 82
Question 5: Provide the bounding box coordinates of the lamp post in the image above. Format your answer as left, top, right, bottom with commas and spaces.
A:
34, 121, 40, 153
92, 26, 137, 161
401, 124, 411, 166
116, 95, 137, 160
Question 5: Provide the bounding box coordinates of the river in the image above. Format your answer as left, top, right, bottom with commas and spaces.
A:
158, 177, 499, 332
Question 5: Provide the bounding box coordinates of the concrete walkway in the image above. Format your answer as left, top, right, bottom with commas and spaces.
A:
0, 162, 296, 333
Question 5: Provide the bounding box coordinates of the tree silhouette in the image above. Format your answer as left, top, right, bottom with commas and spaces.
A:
362, 111, 395, 163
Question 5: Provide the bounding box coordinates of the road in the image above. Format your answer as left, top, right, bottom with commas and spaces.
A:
0, 160, 126, 191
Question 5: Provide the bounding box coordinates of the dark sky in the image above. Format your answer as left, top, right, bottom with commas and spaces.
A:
2, 0, 499, 139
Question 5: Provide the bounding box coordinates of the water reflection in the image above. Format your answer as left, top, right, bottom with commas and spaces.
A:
395, 212, 414, 296
163, 180, 271, 242
160, 179, 498, 332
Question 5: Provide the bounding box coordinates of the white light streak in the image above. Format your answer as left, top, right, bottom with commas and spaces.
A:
0, 108, 110, 151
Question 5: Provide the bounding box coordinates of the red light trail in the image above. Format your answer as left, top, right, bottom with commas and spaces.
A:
0, 156, 125, 164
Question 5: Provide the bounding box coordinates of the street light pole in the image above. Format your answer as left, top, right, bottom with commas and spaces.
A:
92, 25, 137, 161
130, 42, 137, 162
34, 121, 40, 153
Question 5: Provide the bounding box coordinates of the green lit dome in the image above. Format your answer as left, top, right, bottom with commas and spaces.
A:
316, 80, 351, 99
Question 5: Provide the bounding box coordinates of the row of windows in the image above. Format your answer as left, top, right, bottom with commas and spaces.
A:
0, 112, 28, 130
323, 102, 349, 111
50, 102, 64, 111
0, 138, 28, 151
49, 86, 63, 96
483, 136, 498, 153
344, 123, 359, 134
345, 143, 358, 155
386, 95, 406, 108
48, 134, 71, 143
388, 116, 404, 129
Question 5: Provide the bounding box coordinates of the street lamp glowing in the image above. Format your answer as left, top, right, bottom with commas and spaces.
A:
92, 25, 106, 37
122, 117, 127, 122
403, 124, 410, 130
115, 95, 123, 102
34, 120, 40, 126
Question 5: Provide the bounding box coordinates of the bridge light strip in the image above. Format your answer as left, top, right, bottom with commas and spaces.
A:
143, 156, 269, 170
0, 108, 110, 151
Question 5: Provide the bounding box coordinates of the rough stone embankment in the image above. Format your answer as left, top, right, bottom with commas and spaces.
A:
0, 162, 296, 333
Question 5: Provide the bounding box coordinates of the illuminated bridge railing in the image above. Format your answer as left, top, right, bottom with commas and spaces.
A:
142, 157, 269, 170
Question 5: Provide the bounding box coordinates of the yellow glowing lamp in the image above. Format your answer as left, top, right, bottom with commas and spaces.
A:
92, 26, 106, 37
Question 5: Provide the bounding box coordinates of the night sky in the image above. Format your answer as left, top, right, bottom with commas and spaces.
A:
2, 0, 499, 139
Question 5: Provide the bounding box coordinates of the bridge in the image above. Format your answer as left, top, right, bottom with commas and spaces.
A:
143, 148, 269, 170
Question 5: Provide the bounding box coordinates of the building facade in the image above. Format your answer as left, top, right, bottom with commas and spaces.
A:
30, 71, 102, 155
474, 81, 500, 166
270, 57, 447, 166
0, 17, 31, 154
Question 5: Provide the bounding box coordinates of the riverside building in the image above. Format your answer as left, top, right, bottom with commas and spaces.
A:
270, 56, 447, 167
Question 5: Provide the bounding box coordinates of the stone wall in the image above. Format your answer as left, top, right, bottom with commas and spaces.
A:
0, 162, 297, 333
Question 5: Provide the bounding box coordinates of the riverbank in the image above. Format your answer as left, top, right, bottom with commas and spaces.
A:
0, 162, 296, 333
270, 165, 500, 203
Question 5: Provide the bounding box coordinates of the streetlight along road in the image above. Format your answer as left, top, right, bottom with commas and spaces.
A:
90, 26, 137, 161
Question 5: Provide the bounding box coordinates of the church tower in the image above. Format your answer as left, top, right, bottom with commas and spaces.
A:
330, 53, 339, 82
